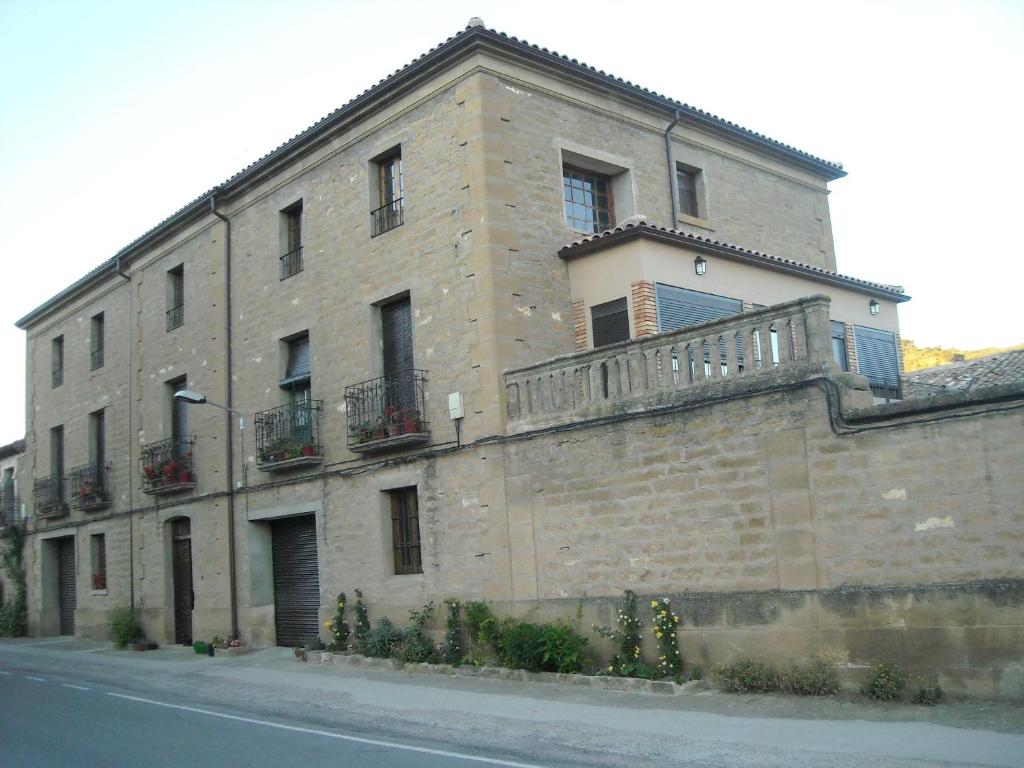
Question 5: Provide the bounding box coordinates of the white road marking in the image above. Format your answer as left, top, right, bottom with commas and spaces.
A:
0, 670, 11, 675
106, 692, 549, 768
25, 676, 46, 682
72, 647, 110, 653
18, 639, 76, 646
61, 683, 90, 691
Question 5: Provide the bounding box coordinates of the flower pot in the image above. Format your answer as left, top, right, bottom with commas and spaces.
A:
178, 471, 192, 483
301, 445, 315, 457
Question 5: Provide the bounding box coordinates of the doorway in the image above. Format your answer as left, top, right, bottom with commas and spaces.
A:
171, 518, 193, 645
270, 515, 320, 647
57, 537, 76, 636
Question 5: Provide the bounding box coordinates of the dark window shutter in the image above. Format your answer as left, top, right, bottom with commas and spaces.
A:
831, 321, 849, 372
281, 336, 311, 386
591, 298, 630, 347
655, 284, 742, 332
854, 326, 900, 395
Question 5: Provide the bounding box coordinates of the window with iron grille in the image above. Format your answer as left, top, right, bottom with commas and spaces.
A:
562, 166, 612, 233
591, 297, 630, 348
167, 265, 184, 331
280, 201, 303, 279
51, 335, 64, 388
372, 150, 403, 236
90, 312, 105, 370
91, 533, 106, 590
676, 165, 702, 218
388, 487, 422, 575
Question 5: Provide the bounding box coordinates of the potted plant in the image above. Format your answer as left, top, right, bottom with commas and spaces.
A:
401, 408, 421, 434
301, 442, 315, 457
178, 469, 192, 484
384, 405, 402, 436
92, 572, 106, 590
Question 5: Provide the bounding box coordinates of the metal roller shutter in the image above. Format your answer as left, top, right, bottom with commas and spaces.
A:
271, 515, 320, 647
382, 297, 415, 409
57, 538, 76, 636
854, 325, 900, 397
591, 297, 630, 348
655, 284, 742, 332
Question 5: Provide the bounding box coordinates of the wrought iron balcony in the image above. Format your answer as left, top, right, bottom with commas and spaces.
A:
166, 304, 184, 331
345, 369, 429, 453
371, 198, 404, 237
255, 400, 324, 471
69, 463, 111, 511
90, 347, 104, 370
52, 367, 63, 388
280, 246, 303, 280
34, 475, 68, 519
141, 436, 196, 495
1, 492, 19, 529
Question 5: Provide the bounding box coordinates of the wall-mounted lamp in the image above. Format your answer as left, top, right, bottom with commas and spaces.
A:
869, 300, 880, 316
694, 256, 707, 276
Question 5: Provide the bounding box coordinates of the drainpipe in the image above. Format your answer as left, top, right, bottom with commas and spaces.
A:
117, 255, 135, 610
209, 194, 239, 641
664, 109, 681, 226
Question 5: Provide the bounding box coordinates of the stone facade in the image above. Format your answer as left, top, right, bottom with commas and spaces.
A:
11, 25, 1021, 697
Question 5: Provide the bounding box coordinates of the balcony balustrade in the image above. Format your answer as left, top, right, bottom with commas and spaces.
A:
34, 475, 68, 518
255, 400, 324, 471
345, 369, 429, 453
166, 304, 184, 331
90, 347, 104, 370
504, 295, 834, 433
280, 246, 304, 280
371, 197, 404, 237
141, 436, 196, 495
69, 463, 111, 511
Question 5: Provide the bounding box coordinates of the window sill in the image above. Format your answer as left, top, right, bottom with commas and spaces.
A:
90, 589, 108, 597
676, 213, 714, 232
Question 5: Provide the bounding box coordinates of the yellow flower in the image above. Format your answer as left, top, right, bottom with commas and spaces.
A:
324, 620, 332, 628
655, 631, 663, 638
651, 600, 659, 608
608, 665, 614, 672
660, 610, 667, 617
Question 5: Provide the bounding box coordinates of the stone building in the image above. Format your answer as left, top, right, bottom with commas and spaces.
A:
12, 22, 1022, 696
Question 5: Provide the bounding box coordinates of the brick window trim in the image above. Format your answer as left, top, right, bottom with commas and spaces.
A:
572, 299, 587, 351
630, 281, 657, 338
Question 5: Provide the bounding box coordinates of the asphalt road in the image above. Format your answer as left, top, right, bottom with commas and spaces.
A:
1, 639, 1021, 768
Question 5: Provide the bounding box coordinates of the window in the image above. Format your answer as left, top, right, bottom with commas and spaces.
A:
676, 165, 703, 219
854, 326, 901, 399
831, 321, 849, 372
90, 313, 105, 370
280, 201, 303, 280
51, 336, 64, 388
372, 150, 403, 236
591, 298, 630, 348
90, 533, 106, 591
90, 409, 106, 473
563, 166, 612, 233
281, 334, 311, 400
388, 487, 422, 575
167, 265, 184, 331
168, 376, 188, 443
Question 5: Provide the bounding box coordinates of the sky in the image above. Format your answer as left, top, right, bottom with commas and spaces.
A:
0, 0, 1021, 442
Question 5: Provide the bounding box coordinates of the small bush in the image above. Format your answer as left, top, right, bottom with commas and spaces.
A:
912, 676, 944, 706
540, 621, 588, 674
325, 592, 350, 652
594, 590, 649, 678
392, 602, 437, 664
464, 601, 499, 648
782, 660, 840, 696
352, 589, 371, 652
715, 659, 782, 693
495, 619, 547, 671
363, 617, 401, 658
686, 666, 703, 682
862, 661, 908, 701
109, 605, 144, 648
441, 599, 462, 665
192, 640, 208, 654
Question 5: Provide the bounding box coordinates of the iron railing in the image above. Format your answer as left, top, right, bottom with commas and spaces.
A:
371, 197, 404, 237
166, 304, 184, 331
1, 492, 18, 529
345, 369, 428, 447
69, 463, 111, 510
255, 401, 323, 465
867, 379, 902, 400
34, 475, 67, 518
141, 436, 196, 493
280, 246, 304, 280
90, 347, 104, 370
52, 367, 63, 388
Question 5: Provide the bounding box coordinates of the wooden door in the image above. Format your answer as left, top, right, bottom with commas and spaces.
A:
171, 519, 193, 645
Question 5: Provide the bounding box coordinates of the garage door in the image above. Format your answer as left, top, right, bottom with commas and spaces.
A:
271, 515, 320, 647
57, 537, 76, 636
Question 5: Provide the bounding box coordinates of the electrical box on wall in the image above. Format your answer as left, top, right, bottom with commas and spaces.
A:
448, 392, 464, 420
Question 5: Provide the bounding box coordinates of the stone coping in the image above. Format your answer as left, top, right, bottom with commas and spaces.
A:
304, 651, 706, 696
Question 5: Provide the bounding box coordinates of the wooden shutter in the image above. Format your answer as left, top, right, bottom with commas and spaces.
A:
390, 489, 422, 575
591, 298, 630, 348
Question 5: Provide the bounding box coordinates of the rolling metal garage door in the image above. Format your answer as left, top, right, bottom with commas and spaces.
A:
57, 537, 76, 636
271, 515, 320, 647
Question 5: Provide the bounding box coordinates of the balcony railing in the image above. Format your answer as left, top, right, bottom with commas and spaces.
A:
166, 304, 184, 331
504, 295, 834, 433
141, 436, 196, 495
52, 368, 63, 388
371, 198, 404, 237
90, 347, 104, 370
868, 380, 903, 401
345, 369, 429, 453
69, 463, 111, 511
255, 400, 323, 470
1, 492, 18, 529
34, 475, 68, 519
280, 246, 304, 280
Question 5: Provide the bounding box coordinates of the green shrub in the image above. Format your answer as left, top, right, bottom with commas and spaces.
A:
912, 675, 944, 706
0, 526, 28, 637
392, 602, 437, 664
650, 596, 682, 679
495, 619, 546, 671
352, 588, 371, 652
192, 640, 208, 654
109, 605, 144, 648
594, 590, 649, 678
686, 666, 703, 682
326, 592, 350, 652
464, 601, 499, 648
782, 660, 840, 696
540, 621, 588, 673
441, 599, 462, 665
862, 661, 908, 701
714, 659, 782, 693
363, 617, 401, 658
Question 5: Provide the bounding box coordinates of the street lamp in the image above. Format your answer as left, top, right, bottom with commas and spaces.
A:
173, 390, 247, 484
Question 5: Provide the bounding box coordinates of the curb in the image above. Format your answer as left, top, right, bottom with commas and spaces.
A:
305, 651, 707, 696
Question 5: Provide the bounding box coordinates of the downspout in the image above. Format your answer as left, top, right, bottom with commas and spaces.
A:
116, 256, 135, 610
664, 110, 681, 225
209, 194, 239, 641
